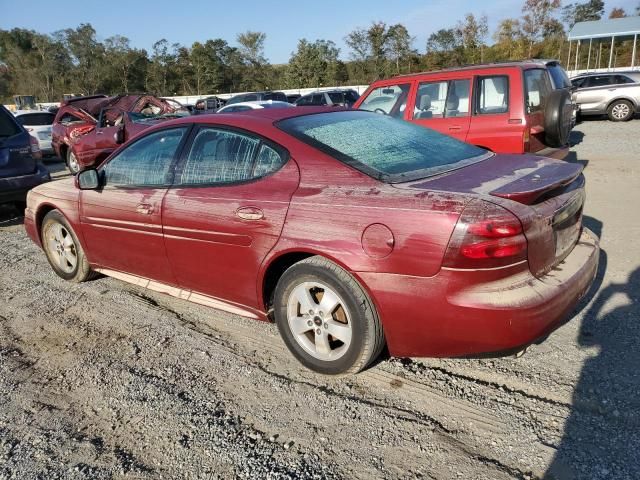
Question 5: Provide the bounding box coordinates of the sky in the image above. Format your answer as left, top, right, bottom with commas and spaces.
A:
1, 0, 638, 63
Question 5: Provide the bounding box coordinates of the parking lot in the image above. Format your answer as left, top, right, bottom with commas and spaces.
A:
0, 118, 639, 479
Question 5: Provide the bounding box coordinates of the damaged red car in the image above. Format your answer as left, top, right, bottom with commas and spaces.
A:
51, 94, 188, 173
25, 109, 599, 374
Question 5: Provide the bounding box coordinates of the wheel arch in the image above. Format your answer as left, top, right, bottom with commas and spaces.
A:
258, 248, 382, 321
606, 96, 638, 111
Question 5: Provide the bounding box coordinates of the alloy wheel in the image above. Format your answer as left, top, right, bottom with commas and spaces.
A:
286, 281, 352, 361
612, 103, 630, 120
46, 223, 78, 274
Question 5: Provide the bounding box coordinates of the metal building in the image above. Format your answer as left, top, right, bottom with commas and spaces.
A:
567, 16, 640, 76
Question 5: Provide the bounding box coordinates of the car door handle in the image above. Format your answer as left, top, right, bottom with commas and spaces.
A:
136, 203, 154, 215
236, 206, 264, 220
448, 125, 462, 131
96, 130, 104, 135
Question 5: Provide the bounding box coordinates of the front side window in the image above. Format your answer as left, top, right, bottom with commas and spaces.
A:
311, 94, 326, 105
358, 83, 411, 118
476, 76, 509, 114
103, 128, 186, 187
524, 69, 550, 113
278, 111, 489, 183
177, 128, 285, 185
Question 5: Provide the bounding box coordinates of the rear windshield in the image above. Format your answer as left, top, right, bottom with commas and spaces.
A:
277, 111, 489, 183
0, 108, 22, 139
16, 112, 55, 126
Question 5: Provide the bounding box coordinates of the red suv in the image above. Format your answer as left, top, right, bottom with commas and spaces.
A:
354, 61, 574, 159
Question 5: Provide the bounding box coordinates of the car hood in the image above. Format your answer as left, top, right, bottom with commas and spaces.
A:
396, 154, 583, 205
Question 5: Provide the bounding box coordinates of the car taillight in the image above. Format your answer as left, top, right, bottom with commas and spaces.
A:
443, 200, 527, 269
523, 128, 530, 153
29, 135, 42, 160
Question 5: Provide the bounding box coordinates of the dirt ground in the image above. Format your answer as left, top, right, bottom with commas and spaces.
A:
1, 119, 639, 480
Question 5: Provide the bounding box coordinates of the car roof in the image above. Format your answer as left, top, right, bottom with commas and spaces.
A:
393, 61, 548, 78
573, 71, 639, 77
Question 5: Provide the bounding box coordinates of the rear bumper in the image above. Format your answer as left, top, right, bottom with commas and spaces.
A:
0, 163, 51, 203
358, 228, 599, 358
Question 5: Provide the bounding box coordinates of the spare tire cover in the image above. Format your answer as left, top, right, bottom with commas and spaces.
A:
544, 89, 572, 148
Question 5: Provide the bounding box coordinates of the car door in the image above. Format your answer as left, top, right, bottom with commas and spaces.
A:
162, 126, 300, 310
574, 75, 613, 113
80, 126, 190, 284
409, 77, 472, 142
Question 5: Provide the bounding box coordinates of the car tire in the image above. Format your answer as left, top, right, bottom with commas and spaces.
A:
66, 148, 80, 174
41, 210, 95, 283
544, 89, 573, 147
273, 256, 385, 375
607, 100, 634, 122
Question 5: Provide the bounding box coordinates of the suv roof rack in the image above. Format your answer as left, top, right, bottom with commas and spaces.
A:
393, 60, 544, 78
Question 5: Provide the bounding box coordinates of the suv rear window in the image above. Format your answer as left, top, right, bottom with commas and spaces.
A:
0, 108, 21, 139
278, 110, 489, 182
16, 112, 55, 126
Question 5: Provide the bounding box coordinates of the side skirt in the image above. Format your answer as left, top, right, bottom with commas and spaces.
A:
95, 268, 263, 320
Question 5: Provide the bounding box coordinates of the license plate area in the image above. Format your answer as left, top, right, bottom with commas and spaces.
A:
553, 190, 584, 262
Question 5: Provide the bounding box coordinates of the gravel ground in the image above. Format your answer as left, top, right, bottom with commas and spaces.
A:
1, 119, 639, 480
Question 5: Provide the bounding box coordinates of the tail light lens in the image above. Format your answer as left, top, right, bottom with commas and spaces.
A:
443, 201, 527, 269
29, 135, 42, 160
523, 127, 530, 153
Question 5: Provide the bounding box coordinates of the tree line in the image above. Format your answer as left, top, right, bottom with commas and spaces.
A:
1, 0, 638, 103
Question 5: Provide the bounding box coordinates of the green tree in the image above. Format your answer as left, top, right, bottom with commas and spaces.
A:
562, 0, 605, 28
521, 0, 562, 57
387, 24, 414, 74
456, 13, 489, 63
285, 39, 340, 88
236, 31, 268, 90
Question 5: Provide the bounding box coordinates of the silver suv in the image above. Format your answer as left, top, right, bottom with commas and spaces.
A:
571, 72, 640, 121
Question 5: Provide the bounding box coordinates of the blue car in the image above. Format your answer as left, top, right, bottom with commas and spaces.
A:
0, 105, 50, 206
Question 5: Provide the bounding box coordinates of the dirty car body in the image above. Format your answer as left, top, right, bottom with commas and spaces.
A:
25, 109, 598, 373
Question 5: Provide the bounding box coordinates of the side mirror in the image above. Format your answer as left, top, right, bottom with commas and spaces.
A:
78, 169, 100, 190
114, 128, 125, 145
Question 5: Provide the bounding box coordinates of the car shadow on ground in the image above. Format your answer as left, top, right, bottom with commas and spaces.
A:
546, 217, 640, 479
0, 204, 25, 227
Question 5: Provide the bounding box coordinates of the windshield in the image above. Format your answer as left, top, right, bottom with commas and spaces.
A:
277, 111, 490, 183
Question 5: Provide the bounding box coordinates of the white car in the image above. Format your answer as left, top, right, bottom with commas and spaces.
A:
14, 111, 56, 156
216, 100, 294, 114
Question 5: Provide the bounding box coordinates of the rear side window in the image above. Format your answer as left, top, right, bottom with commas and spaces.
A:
328, 92, 346, 104
272, 92, 287, 102
524, 69, 550, 114
296, 95, 313, 106
358, 84, 411, 118
614, 75, 636, 84
177, 128, 285, 185
476, 76, 509, 114
244, 94, 258, 102
415, 79, 470, 118
278, 111, 488, 183
103, 128, 186, 187
0, 108, 22, 138
16, 113, 55, 126
586, 75, 613, 88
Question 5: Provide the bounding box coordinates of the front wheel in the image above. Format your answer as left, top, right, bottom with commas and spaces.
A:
41, 210, 95, 282
607, 100, 634, 122
274, 256, 384, 374
66, 148, 80, 174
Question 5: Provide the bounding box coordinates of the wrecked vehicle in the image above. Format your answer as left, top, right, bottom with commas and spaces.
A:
51, 94, 186, 173
26, 108, 598, 375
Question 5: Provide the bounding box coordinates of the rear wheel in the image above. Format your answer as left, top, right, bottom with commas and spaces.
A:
41, 210, 94, 282
66, 148, 79, 174
274, 256, 384, 374
607, 100, 633, 122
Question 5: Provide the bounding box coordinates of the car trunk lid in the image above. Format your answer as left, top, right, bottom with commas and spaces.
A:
398, 153, 585, 277
0, 131, 37, 178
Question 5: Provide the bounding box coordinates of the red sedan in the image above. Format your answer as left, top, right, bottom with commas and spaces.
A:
24, 108, 599, 374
